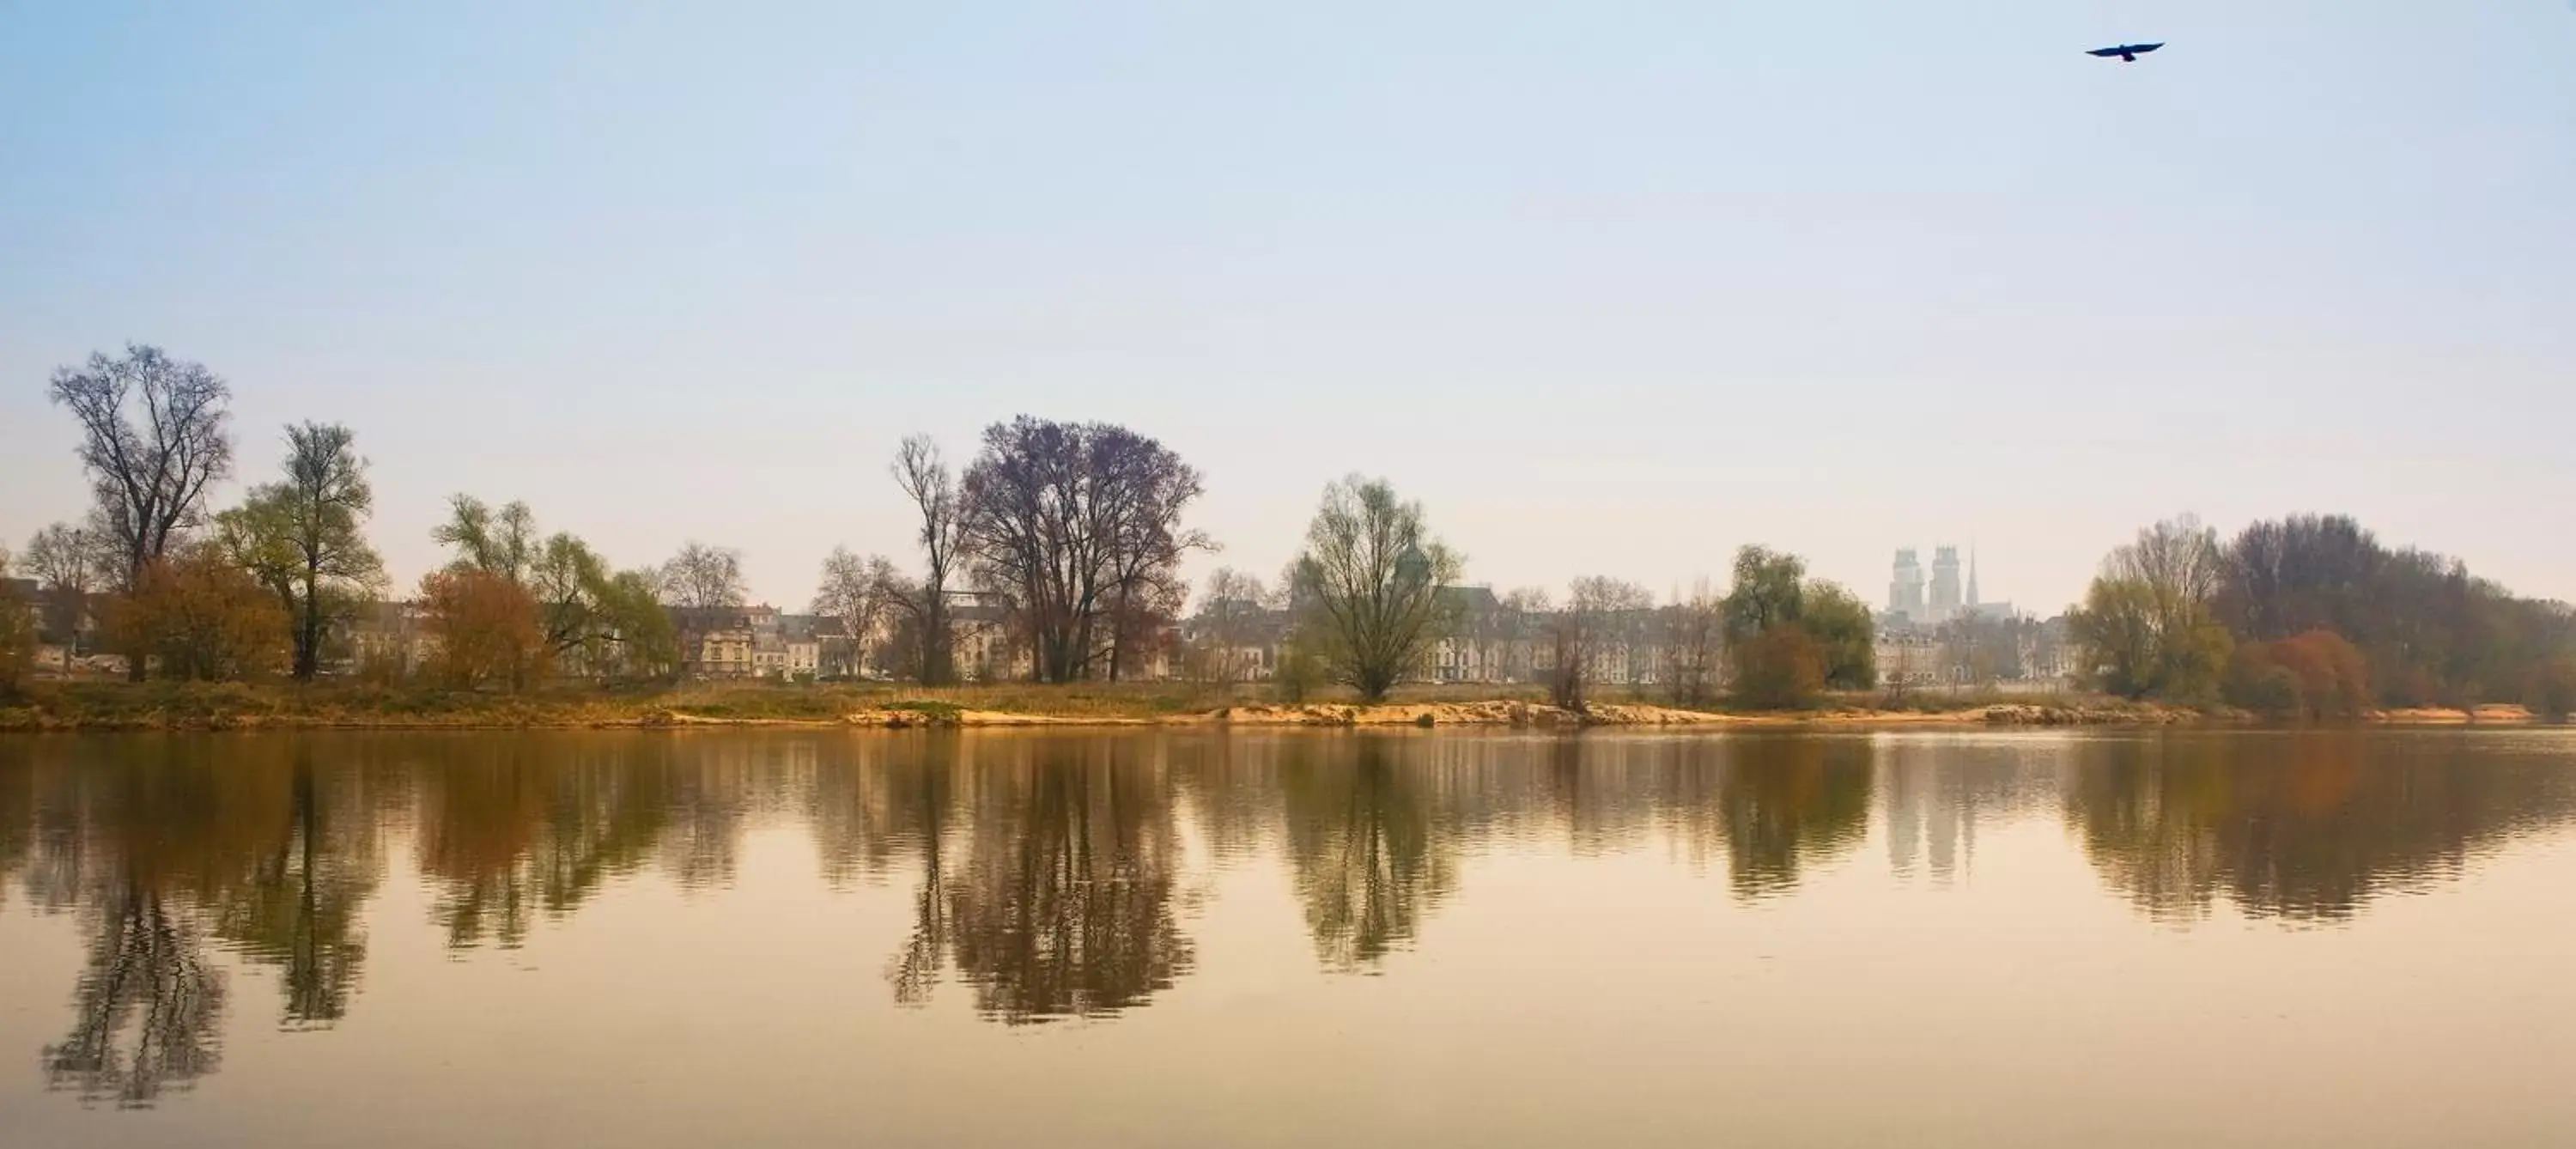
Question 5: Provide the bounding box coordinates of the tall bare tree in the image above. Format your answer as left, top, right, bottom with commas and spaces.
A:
48, 345, 234, 678
960, 418, 1206, 684
215, 423, 384, 679
893, 435, 971, 684
812, 546, 907, 678
658, 542, 748, 610
1550, 577, 1653, 709
1291, 476, 1461, 702
1098, 437, 1213, 681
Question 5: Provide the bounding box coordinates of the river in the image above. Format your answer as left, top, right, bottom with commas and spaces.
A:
2, 728, 2572, 1147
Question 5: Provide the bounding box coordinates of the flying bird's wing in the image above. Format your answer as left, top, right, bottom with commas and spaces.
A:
2131, 42, 2164, 55
2086, 46, 2123, 57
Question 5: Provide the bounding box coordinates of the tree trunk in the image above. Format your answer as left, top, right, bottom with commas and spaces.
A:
295, 561, 321, 681
122, 548, 149, 681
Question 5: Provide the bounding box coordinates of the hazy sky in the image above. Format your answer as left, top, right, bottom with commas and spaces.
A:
4, 2, 2572, 613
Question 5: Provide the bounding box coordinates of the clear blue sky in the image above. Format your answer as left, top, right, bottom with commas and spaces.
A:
5, 1, 2572, 611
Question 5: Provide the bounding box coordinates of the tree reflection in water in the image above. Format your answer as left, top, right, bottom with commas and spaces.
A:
416, 736, 690, 947
207, 750, 380, 1027
3, 726, 2574, 1096
889, 737, 1194, 1024
2065, 732, 2576, 923
1279, 738, 1457, 970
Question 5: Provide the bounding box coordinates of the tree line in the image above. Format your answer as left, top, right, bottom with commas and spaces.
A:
2069, 514, 2576, 720
9, 343, 2573, 717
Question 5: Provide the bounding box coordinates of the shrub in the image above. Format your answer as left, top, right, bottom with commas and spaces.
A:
1731, 625, 1825, 710
102, 549, 291, 682
2226, 629, 2372, 720
2528, 657, 2576, 724
1273, 632, 1326, 704
0, 582, 36, 695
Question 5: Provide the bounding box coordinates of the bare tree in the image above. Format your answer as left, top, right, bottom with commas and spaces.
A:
19, 523, 111, 672
1191, 568, 1273, 684
1550, 576, 1652, 709
1099, 437, 1213, 681
48, 346, 234, 677
960, 418, 1206, 684
892, 435, 971, 684
1664, 577, 1727, 706
812, 546, 908, 678
1496, 587, 1551, 684
1291, 476, 1461, 702
658, 542, 748, 610
2105, 513, 2226, 612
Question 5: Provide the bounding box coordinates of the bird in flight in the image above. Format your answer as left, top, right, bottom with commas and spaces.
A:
2087, 42, 2165, 63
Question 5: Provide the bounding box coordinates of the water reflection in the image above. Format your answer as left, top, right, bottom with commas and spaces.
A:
0, 728, 2572, 1100
1279, 740, 1456, 970
899, 739, 1194, 1023
2068, 732, 2576, 922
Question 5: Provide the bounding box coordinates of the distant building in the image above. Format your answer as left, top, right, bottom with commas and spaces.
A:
347, 599, 440, 679
1884, 544, 2012, 630
1889, 550, 1926, 624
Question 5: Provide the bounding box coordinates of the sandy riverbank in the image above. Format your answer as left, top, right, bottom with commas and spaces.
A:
0, 681, 2545, 733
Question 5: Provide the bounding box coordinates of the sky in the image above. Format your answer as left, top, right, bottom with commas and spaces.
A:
3, 1, 2573, 614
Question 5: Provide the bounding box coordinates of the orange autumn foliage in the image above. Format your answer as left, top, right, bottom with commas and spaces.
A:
2226, 629, 2372, 720
419, 568, 545, 690
102, 547, 291, 681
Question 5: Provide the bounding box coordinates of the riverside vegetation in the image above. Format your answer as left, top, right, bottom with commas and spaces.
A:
7, 343, 2573, 728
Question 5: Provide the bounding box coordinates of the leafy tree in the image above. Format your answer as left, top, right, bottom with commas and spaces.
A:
1717, 544, 1874, 702
2216, 513, 2575, 708
430, 495, 537, 583
1801, 581, 1877, 690
2070, 576, 2232, 702
593, 568, 680, 680
528, 534, 610, 660
1720, 546, 1806, 645
2070, 516, 2233, 702
214, 423, 384, 679
2527, 657, 2576, 724
429, 502, 657, 679
1731, 626, 1825, 710
2225, 629, 2372, 720
103, 546, 290, 681
418, 569, 543, 690
1273, 627, 1328, 703
1290, 476, 1461, 702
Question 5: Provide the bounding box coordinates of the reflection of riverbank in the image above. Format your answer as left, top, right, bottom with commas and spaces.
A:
3, 729, 2572, 1059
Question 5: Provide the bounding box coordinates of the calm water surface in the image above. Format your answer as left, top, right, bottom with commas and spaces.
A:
2, 729, 2573, 1148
